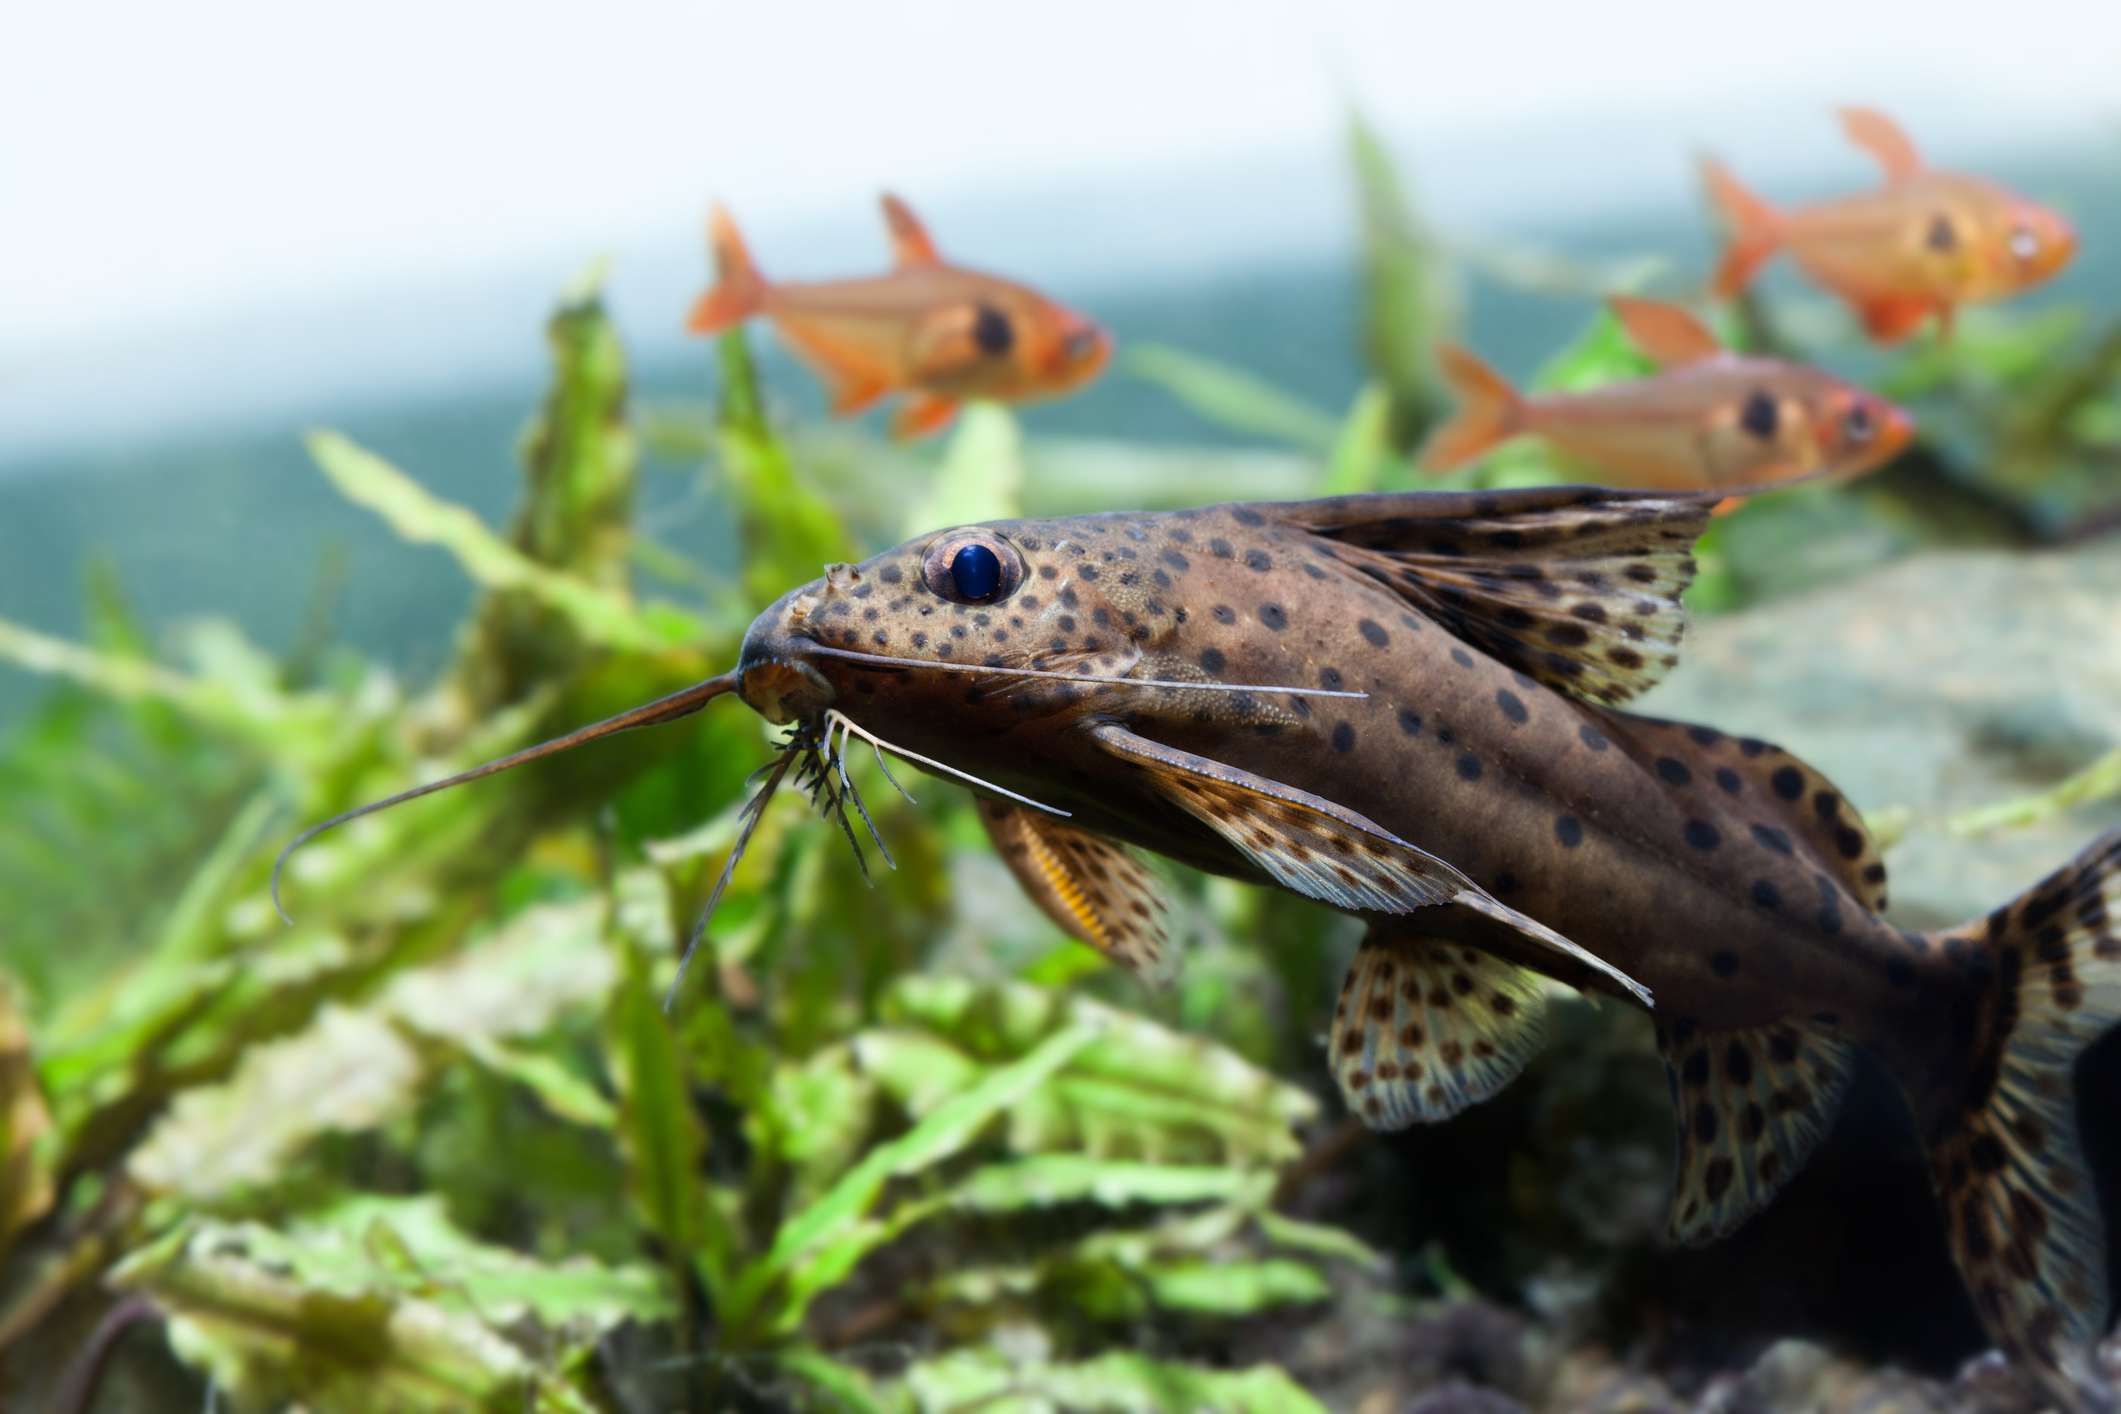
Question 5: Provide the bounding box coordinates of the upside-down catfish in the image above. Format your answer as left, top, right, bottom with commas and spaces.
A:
278, 486, 2121, 1409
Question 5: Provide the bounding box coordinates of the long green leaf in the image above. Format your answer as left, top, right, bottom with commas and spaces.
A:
1126, 344, 1340, 453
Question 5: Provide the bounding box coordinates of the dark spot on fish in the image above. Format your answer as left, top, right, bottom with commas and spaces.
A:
1547, 622, 1590, 647
1752, 879, 1782, 911
1739, 389, 1779, 440
1319, 667, 1343, 690
1834, 826, 1865, 859
1703, 1157, 1735, 1201
1710, 950, 1739, 978
879, 564, 903, 584
1209, 538, 1233, 559
1812, 790, 1839, 822
1771, 766, 1804, 801
1751, 824, 1793, 855
1232, 507, 1265, 527
1039, 564, 1057, 581
1212, 604, 1235, 624
1610, 646, 1644, 670
1926, 212, 1957, 253
1456, 754, 1482, 781
1078, 564, 1099, 581
1258, 604, 1287, 630
1694, 1101, 1719, 1144
1554, 815, 1584, 848
1579, 724, 1608, 752
1887, 957, 1917, 988
1358, 619, 1389, 647
1656, 757, 1692, 786
1684, 820, 1721, 852
1450, 647, 1475, 669
1682, 1048, 1710, 1086
1059, 587, 1078, 608
1625, 563, 1658, 584
1331, 722, 1355, 753
1714, 767, 1742, 796
1160, 549, 1189, 572
1200, 647, 1226, 674
1493, 871, 1519, 895
1243, 548, 1272, 572
1397, 708, 1423, 736
1496, 690, 1528, 725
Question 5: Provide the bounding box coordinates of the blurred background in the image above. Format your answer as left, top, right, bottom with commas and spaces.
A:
3, 4, 2119, 1411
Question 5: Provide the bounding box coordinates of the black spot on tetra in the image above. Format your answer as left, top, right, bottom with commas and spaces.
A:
1739, 389, 1779, 440
1926, 212, 1957, 253
972, 304, 1014, 356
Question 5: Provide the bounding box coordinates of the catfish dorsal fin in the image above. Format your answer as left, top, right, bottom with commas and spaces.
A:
1608, 297, 1723, 369
879, 192, 942, 270
1278, 486, 1710, 706
1838, 107, 1922, 184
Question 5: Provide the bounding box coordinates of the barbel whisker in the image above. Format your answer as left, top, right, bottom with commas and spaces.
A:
802, 643, 1367, 700
824, 709, 1069, 818
665, 743, 798, 1011
831, 719, 896, 872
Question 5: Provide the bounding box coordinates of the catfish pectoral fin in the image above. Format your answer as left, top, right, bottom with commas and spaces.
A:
977, 797, 1175, 985
1087, 722, 1649, 1006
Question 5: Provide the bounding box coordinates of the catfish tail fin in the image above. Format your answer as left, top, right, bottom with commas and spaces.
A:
1417, 346, 1524, 472
1700, 157, 1785, 299
686, 204, 768, 334
1918, 831, 2121, 1412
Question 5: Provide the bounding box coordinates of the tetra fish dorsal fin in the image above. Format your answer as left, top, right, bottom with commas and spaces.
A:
1608, 297, 1723, 369
1331, 927, 1552, 1128
1088, 722, 1651, 1005
1838, 107, 1923, 184
1283, 486, 1710, 706
1659, 1016, 1855, 1244
880, 192, 943, 270
1600, 715, 1890, 912
977, 798, 1175, 985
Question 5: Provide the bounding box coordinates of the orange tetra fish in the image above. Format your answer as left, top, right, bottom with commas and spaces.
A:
1704, 108, 2078, 343
686, 194, 1112, 439
1420, 297, 1915, 499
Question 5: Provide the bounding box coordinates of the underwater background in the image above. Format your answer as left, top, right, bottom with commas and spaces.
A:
4, 6, 2121, 1410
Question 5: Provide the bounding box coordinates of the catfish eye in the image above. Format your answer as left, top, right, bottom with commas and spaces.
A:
2008, 224, 2041, 263
972, 304, 1014, 357
922, 532, 1023, 605
1841, 402, 1875, 445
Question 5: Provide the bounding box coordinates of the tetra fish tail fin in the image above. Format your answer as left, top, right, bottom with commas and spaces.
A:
1700, 157, 1784, 299
1418, 346, 1524, 471
1916, 831, 2121, 1412
687, 203, 769, 334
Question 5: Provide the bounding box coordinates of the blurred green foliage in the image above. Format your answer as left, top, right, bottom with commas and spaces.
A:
1, 127, 2116, 1414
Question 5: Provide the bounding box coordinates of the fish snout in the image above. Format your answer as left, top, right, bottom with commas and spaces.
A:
1050, 318, 1112, 386
737, 605, 835, 725
2007, 205, 2078, 285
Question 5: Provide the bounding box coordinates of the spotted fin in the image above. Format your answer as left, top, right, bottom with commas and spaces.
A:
1088, 722, 1650, 1005
977, 798, 1174, 984
1330, 927, 1551, 1128
1282, 485, 1709, 706
1838, 107, 1923, 184
1658, 1017, 1854, 1243
1919, 832, 2121, 1410
1608, 297, 1723, 369
880, 192, 942, 269
1603, 714, 1889, 912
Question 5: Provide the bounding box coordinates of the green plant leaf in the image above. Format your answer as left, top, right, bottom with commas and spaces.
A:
907, 400, 1025, 534
1125, 344, 1340, 453
900, 1347, 1327, 1413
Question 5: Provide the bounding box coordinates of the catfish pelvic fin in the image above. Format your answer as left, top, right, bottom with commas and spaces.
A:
1332, 926, 1553, 1128
1089, 721, 1649, 1005
978, 798, 1175, 984
1280, 485, 1710, 706
1657, 1015, 1854, 1244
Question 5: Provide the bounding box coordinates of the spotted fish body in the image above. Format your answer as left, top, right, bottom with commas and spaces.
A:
732, 488, 2121, 1411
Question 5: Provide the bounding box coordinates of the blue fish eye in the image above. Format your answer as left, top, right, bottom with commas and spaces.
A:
950, 542, 1003, 601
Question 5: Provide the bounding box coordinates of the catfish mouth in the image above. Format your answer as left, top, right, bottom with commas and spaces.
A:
736, 632, 835, 725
